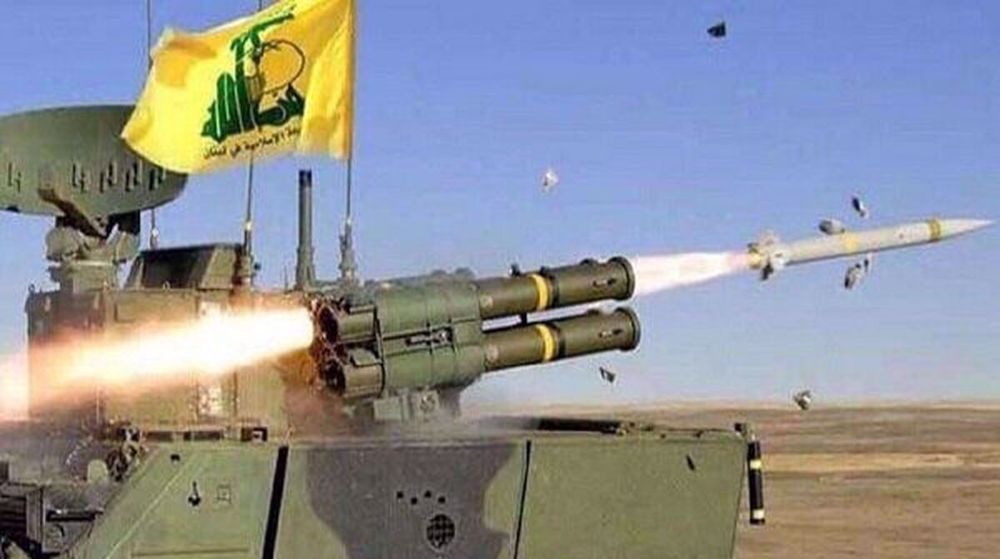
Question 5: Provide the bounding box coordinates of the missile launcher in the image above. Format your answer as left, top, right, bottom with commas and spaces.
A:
309, 257, 639, 412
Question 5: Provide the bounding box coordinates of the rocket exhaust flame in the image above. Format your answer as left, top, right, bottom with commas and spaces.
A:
631, 252, 749, 297
58, 309, 315, 385
2, 308, 315, 414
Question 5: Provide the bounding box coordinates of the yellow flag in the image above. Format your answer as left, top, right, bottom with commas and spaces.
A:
122, 0, 355, 174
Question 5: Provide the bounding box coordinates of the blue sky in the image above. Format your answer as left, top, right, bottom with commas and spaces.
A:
0, 1, 997, 405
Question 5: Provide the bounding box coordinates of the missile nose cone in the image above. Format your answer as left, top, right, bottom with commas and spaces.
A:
939, 218, 994, 238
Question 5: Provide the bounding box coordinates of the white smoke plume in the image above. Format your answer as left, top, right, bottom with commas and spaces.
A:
632, 252, 750, 297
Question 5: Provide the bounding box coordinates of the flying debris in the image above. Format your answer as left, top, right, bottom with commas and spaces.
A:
862, 252, 874, 274
843, 262, 865, 290
599, 366, 617, 384
792, 390, 813, 411
748, 218, 992, 283
818, 219, 847, 236
707, 21, 727, 39
844, 253, 876, 290
851, 195, 869, 219
541, 167, 560, 192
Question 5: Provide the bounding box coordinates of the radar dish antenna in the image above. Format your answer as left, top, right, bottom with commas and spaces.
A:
0, 105, 188, 292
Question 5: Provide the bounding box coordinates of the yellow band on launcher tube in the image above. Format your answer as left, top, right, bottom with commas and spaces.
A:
534, 324, 557, 363
528, 273, 551, 312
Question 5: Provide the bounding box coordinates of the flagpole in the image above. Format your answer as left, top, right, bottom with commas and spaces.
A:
146, 0, 160, 250
346, 157, 353, 222
243, 153, 255, 265
238, 0, 265, 288
338, 150, 358, 285
338, 0, 359, 284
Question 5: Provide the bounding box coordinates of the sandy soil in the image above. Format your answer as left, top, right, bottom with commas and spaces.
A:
623, 405, 1000, 559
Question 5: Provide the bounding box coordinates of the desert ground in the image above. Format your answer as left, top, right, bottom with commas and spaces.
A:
616, 404, 1000, 558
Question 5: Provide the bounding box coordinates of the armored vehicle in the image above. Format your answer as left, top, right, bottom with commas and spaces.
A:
0, 106, 762, 558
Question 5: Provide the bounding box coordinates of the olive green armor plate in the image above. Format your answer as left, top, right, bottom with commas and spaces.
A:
69, 425, 745, 559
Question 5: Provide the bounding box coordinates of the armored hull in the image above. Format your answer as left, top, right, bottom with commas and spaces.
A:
2, 420, 749, 559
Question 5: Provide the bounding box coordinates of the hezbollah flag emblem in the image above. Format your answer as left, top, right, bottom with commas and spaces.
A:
122, 0, 355, 173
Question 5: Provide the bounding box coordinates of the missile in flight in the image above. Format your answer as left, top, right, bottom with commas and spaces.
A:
747, 218, 992, 282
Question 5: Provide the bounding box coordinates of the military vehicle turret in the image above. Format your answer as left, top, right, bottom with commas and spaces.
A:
0, 106, 761, 558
